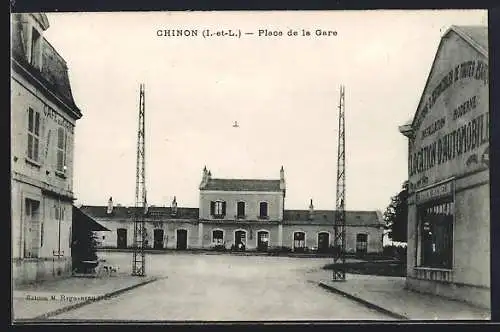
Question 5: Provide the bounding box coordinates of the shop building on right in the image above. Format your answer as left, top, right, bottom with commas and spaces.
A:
399, 25, 489, 309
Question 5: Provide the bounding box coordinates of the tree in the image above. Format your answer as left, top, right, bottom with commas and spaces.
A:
383, 181, 409, 243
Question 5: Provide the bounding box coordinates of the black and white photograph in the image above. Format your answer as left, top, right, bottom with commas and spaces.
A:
10, 9, 490, 322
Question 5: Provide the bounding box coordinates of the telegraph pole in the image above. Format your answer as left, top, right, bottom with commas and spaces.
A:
132, 83, 147, 277
332, 85, 346, 281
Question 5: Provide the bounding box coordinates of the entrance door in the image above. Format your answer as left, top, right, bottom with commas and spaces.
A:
257, 231, 269, 251
117, 228, 127, 249
317, 232, 330, 253
176, 229, 187, 250
293, 232, 306, 252
154, 229, 164, 249
356, 233, 368, 255
235, 230, 246, 250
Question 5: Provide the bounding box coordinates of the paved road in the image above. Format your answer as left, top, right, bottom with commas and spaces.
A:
52, 252, 392, 321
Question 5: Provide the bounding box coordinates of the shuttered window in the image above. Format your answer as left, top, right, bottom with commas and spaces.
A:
56, 127, 67, 172
27, 108, 40, 162
211, 201, 226, 218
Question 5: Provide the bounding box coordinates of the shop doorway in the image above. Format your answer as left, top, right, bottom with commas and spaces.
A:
153, 229, 164, 249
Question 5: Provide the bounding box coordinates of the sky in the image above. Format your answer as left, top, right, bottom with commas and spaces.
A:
41, 10, 487, 212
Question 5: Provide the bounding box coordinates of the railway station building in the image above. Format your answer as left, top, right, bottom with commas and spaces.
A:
82, 166, 385, 255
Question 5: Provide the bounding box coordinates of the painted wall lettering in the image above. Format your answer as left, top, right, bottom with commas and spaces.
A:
43, 105, 74, 134
409, 112, 489, 176
413, 59, 488, 132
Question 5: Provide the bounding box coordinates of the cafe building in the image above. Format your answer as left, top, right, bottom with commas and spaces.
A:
399, 25, 489, 308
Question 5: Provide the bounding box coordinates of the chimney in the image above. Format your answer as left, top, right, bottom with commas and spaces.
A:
279, 166, 286, 190
308, 199, 314, 220
106, 196, 113, 214
171, 196, 178, 216
199, 166, 208, 189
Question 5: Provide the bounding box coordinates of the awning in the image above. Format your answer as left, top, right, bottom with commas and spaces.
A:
73, 206, 110, 231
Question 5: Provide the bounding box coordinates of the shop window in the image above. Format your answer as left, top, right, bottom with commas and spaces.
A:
418, 200, 454, 269
27, 108, 40, 162
24, 199, 41, 258
212, 230, 224, 245
259, 202, 268, 219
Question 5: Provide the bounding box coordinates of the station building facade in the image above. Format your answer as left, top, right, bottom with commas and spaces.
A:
11, 13, 83, 285
399, 25, 489, 308
82, 167, 384, 254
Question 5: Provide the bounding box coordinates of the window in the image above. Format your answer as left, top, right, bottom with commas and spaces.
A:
30, 28, 41, 68
210, 200, 226, 218
356, 234, 368, 254
259, 202, 268, 219
418, 200, 454, 269
56, 127, 67, 173
24, 199, 41, 258
27, 108, 40, 162
237, 201, 245, 218
212, 230, 224, 245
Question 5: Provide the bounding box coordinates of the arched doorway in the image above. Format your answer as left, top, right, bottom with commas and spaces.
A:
153, 229, 164, 249
257, 230, 269, 252
293, 232, 306, 252
317, 232, 330, 253
234, 230, 246, 251
356, 233, 368, 255
176, 229, 188, 250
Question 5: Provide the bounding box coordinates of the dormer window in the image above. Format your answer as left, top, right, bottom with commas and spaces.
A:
210, 200, 226, 219
30, 27, 42, 69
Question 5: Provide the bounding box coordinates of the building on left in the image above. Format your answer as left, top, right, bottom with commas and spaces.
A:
11, 13, 83, 285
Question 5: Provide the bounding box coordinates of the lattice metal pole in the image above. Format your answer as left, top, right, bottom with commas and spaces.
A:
132, 83, 147, 277
332, 85, 346, 281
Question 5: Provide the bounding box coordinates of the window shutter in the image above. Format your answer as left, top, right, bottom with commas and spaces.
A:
222, 201, 226, 215
210, 201, 215, 216
66, 133, 73, 176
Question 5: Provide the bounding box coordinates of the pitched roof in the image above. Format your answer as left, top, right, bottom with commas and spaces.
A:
202, 178, 282, 192
80, 205, 199, 220
11, 14, 82, 118
409, 25, 488, 131
450, 25, 488, 56
283, 210, 383, 226
73, 206, 110, 231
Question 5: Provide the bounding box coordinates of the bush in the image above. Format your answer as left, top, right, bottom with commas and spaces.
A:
267, 246, 292, 255
383, 245, 407, 262
211, 244, 226, 252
